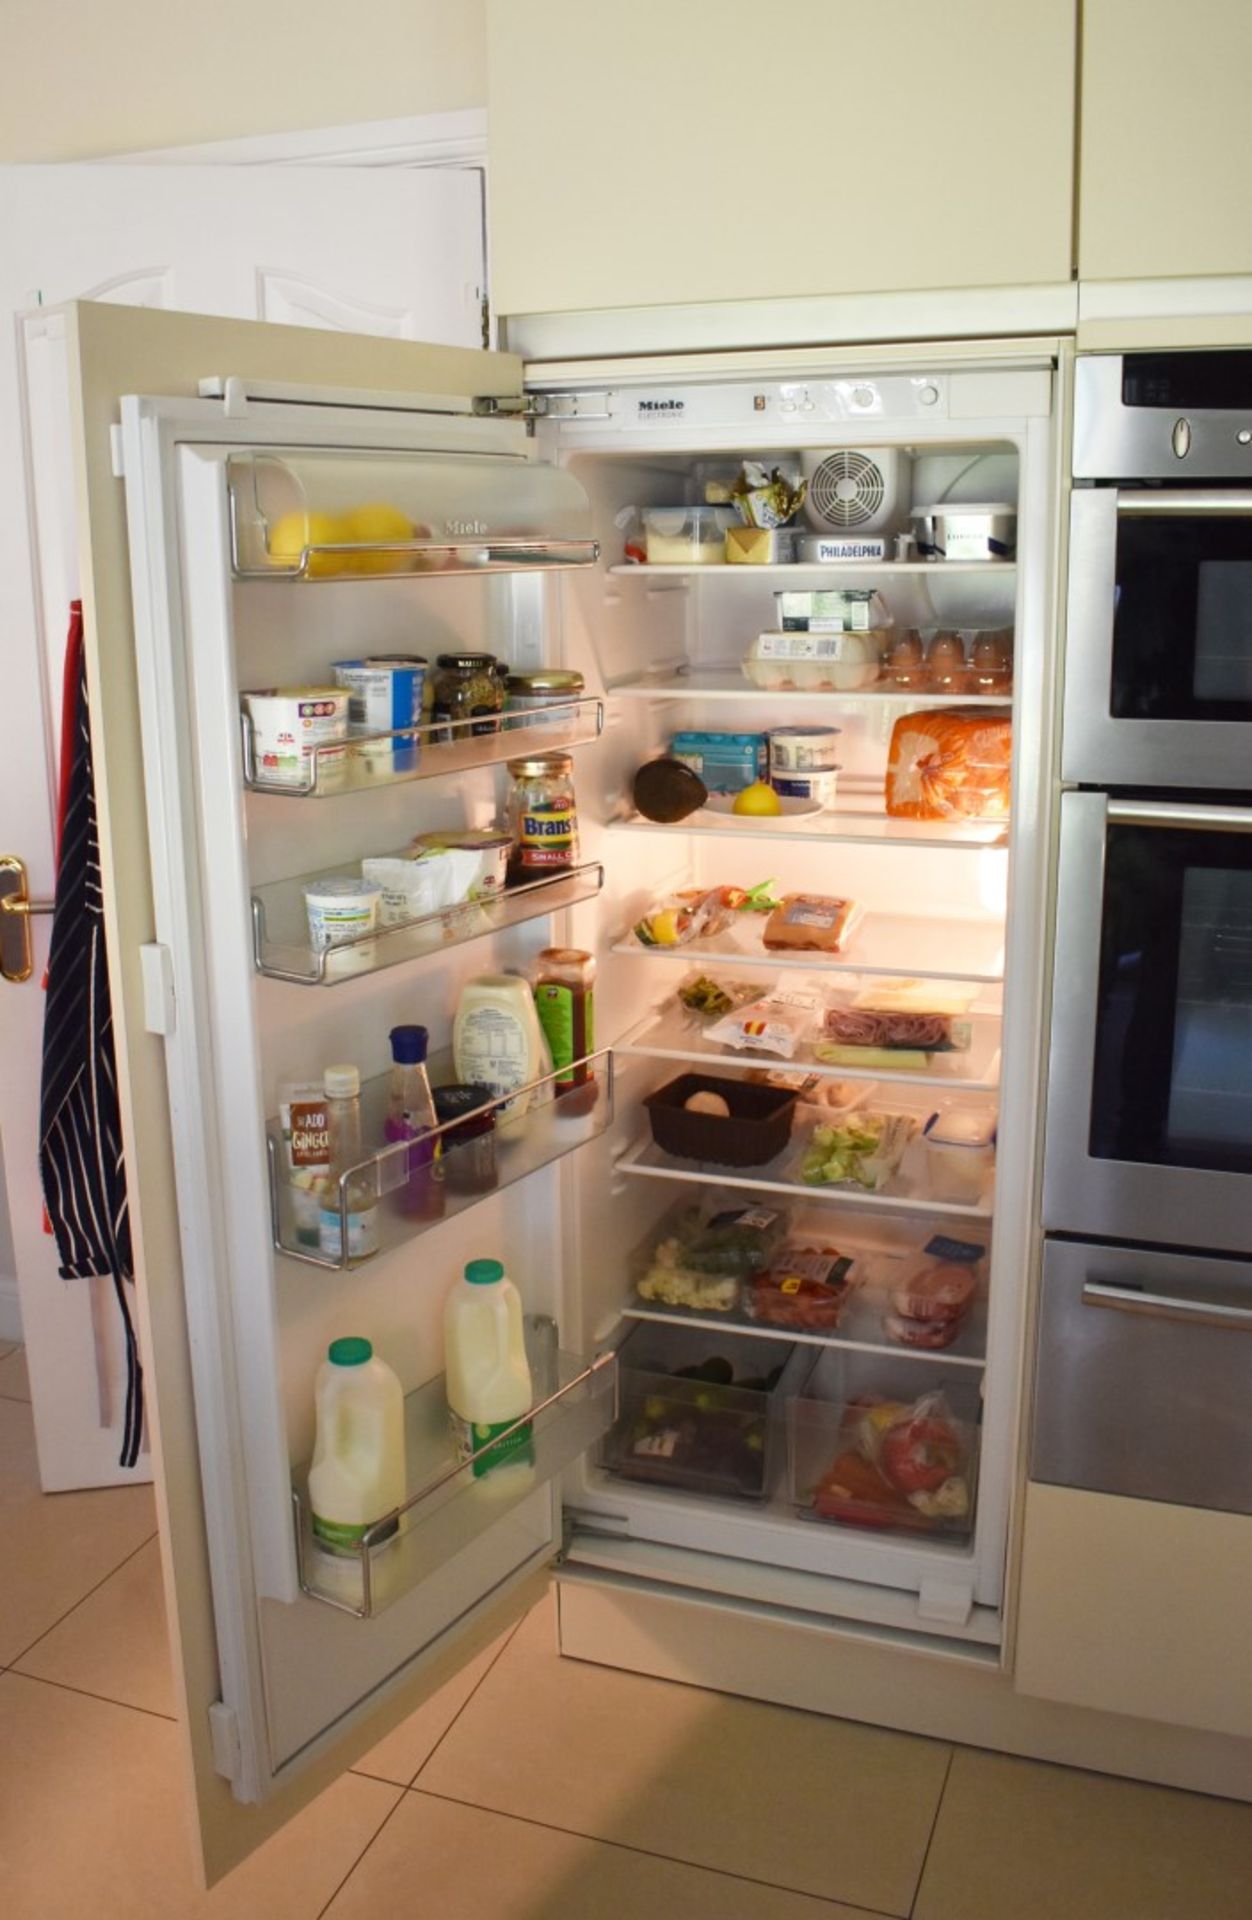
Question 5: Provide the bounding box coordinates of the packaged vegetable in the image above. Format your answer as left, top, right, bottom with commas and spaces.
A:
632, 888, 731, 949
812, 1391, 973, 1532
763, 894, 864, 954
746, 1241, 860, 1330
636, 1198, 790, 1313
705, 990, 818, 1061
798, 1109, 918, 1192
676, 973, 762, 1021
885, 708, 1012, 821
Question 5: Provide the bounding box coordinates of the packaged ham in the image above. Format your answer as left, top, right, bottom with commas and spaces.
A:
887, 1236, 984, 1324
706, 990, 818, 1060
822, 978, 976, 1054
885, 708, 1012, 821
883, 1311, 964, 1350
763, 894, 864, 954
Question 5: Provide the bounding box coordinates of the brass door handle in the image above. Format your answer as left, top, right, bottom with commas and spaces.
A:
0, 855, 53, 982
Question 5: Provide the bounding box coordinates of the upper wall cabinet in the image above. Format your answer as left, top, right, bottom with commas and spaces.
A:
486, 0, 1077, 320
1079, 0, 1252, 281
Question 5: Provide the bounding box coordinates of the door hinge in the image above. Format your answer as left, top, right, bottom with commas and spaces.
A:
110, 424, 126, 479
139, 942, 177, 1037
208, 1701, 241, 1783
471, 390, 614, 424
480, 292, 491, 351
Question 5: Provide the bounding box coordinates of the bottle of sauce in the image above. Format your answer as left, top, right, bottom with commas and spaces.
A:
383, 1025, 442, 1219
533, 948, 596, 1116
453, 974, 552, 1129
318, 1064, 380, 1262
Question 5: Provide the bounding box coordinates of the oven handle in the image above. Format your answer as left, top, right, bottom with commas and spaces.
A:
1082, 1282, 1252, 1332
1107, 798, 1252, 833
1116, 489, 1252, 516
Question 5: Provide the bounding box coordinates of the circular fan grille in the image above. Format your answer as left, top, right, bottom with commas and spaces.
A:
807, 450, 887, 528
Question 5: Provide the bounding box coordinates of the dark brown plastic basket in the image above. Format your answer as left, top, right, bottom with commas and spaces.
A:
643, 1073, 798, 1167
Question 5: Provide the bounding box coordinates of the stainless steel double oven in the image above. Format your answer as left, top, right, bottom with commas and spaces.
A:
1035, 350, 1252, 1518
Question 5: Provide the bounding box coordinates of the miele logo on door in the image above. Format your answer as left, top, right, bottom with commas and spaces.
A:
446, 518, 488, 536
637, 398, 685, 416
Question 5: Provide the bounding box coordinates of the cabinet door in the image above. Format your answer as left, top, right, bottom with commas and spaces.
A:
1079, 1, 1252, 281
1014, 1483, 1252, 1739
486, 0, 1077, 319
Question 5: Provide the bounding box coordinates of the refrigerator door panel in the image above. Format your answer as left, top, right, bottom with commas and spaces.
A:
69, 300, 569, 1884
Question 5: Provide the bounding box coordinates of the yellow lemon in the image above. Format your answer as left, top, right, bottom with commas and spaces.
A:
344, 501, 416, 575
732, 780, 783, 817
650, 909, 681, 946
268, 510, 352, 578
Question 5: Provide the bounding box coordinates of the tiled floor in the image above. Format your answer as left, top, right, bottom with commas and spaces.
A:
1, 1344, 1249, 1919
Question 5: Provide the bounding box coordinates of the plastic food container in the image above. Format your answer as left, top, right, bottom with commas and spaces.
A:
787, 1349, 980, 1536
601, 1321, 798, 1501
242, 687, 350, 789
725, 525, 795, 564
923, 1106, 997, 1202
745, 630, 882, 692
643, 505, 735, 564
774, 589, 889, 632
768, 726, 841, 810
303, 876, 381, 970
670, 730, 768, 795
411, 828, 512, 899
644, 1073, 798, 1167
911, 504, 1016, 562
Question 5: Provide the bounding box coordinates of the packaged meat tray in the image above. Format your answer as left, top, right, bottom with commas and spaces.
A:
763, 894, 864, 954
885, 709, 1011, 821
822, 979, 976, 1054
888, 1236, 984, 1323
745, 1241, 861, 1331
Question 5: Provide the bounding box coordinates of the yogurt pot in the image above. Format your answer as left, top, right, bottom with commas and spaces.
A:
243, 687, 350, 791
768, 726, 842, 811
303, 876, 382, 976
334, 657, 427, 775
411, 828, 512, 900
923, 1106, 997, 1204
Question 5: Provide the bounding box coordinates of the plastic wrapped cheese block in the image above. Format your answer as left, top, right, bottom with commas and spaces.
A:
885, 709, 1012, 820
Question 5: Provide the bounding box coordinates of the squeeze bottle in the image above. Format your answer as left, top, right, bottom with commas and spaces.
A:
444, 1259, 535, 1487
308, 1337, 405, 1557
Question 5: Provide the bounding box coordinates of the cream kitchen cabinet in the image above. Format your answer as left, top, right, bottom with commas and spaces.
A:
486, 0, 1077, 325
1079, 0, 1252, 282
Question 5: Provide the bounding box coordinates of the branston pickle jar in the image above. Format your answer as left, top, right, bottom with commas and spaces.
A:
506, 753, 579, 882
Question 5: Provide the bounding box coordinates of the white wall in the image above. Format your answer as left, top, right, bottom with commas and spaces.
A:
0, 1, 486, 160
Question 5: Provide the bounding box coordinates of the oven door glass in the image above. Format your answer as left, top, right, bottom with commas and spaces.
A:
1091, 820, 1252, 1173
1111, 511, 1252, 721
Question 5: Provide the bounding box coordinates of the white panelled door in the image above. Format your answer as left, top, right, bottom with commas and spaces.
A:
0, 162, 485, 1490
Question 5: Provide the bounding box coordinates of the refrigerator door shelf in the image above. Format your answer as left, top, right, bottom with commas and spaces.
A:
252, 859, 605, 987
226, 447, 599, 581
268, 1048, 615, 1271
239, 696, 605, 798
293, 1322, 617, 1620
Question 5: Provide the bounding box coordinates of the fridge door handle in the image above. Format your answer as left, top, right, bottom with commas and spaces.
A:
1081, 1281, 1252, 1333
1106, 798, 1252, 833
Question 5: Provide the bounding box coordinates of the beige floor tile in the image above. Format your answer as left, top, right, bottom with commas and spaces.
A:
0, 1671, 401, 1920
327, 1789, 882, 1920
15, 1536, 174, 1717
914, 1748, 1252, 1920
0, 1342, 31, 1400
419, 1593, 949, 1914
353, 1621, 519, 1786
0, 1395, 156, 1665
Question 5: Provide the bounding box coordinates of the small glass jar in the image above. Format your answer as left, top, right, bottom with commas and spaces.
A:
506, 753, 580, 882
430, 652, 504, 741
432, 1084, 498, 1194
505, 669, 586, 732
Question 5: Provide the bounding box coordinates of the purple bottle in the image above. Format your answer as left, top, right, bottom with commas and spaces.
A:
384, 1024, 443, 1219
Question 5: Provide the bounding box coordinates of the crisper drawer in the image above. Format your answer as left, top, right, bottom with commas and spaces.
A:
1032, 1238, 1252, 1515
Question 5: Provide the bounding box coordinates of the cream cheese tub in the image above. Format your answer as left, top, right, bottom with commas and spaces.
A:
243, 687, 350, 790
768, 726, 842, 810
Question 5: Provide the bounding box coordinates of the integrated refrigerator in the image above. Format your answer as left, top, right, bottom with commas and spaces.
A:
70, 303, 1062, 1880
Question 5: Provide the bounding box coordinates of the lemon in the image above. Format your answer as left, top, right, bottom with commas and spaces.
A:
268, 510, 352, 578
344, 501, 416, 575
650, 909, 681, 946
732, 781, 782, 817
